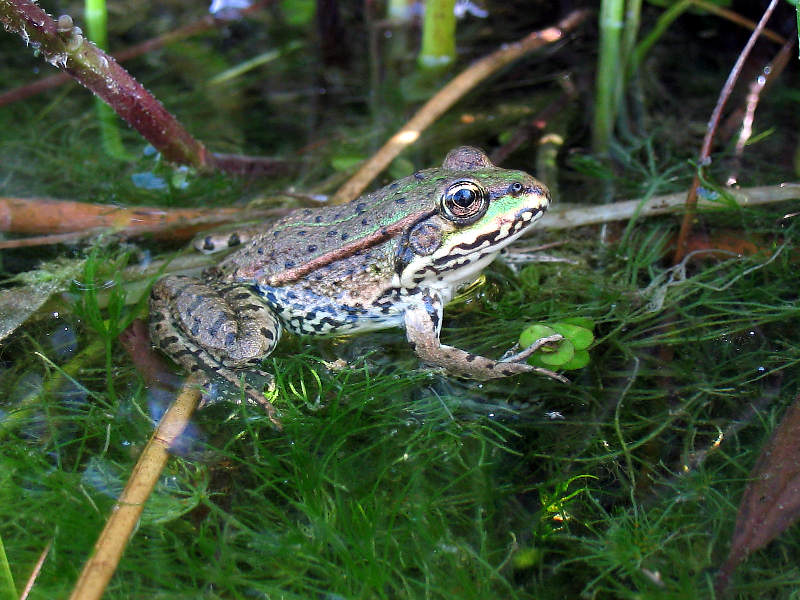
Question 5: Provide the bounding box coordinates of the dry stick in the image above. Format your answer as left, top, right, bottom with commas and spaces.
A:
672, 0, 780, 264
539, 183, 800, 231
0, 1, 272, 107
19, 540, 52, 600
69, 379, 201, 600
330, 9, 590, 205
0, 196, 249, 235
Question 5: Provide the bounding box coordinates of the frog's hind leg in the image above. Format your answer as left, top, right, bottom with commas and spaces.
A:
149, 275, 283, 426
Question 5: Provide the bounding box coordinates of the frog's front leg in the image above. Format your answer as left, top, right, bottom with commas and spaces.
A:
149, 275, 282, 425
404, 293, 568, 382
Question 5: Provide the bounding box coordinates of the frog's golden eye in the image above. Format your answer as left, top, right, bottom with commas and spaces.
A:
440, 180, 488, 225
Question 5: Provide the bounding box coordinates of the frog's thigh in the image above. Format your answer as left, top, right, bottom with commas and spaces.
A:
151, 276, 281, 367
404, 302, 530, 380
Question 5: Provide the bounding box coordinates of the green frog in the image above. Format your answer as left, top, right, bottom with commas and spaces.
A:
150, 147, 563, 426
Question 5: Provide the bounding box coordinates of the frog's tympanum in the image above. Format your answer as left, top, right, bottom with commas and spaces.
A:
150, 147, 558, 425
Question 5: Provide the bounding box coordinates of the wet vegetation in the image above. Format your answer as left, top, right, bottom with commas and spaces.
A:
1, 1, 799, 598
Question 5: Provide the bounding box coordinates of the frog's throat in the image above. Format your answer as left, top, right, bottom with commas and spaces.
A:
257, 209, 436, 287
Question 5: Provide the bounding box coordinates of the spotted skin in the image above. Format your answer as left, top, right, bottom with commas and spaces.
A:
149, 147, 559, 424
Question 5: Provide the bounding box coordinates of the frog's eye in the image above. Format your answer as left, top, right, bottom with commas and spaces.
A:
440, 180, 488, 225
509, 182, 524, 196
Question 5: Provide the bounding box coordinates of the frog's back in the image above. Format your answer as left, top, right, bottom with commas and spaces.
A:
217, 170, 440, 284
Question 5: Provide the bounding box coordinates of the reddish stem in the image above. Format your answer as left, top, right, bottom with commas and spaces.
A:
672, 0, 780, 264
0, 2, 271, 107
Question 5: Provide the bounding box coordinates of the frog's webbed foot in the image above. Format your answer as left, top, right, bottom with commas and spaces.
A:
149, 275, 283, 427
403, 297, 568, 383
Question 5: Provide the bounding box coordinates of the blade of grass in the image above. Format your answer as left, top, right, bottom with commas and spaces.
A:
0, 530, 15, 600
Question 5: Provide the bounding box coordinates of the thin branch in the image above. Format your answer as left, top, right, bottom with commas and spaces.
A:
539, 183, 800, 231
673, 0, 780, 263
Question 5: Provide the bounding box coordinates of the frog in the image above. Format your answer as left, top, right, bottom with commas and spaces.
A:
149, 146, 564, 427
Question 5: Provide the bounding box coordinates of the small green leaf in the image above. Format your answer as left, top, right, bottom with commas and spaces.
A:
561, 349, 591, 370
551, 322, 594, 351
529, 339, 574, 367
561, 316, 595, 331
519, 324, 557, 350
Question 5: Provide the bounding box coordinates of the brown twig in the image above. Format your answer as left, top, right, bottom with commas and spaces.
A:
0, 195, 287, 237
330, 9, 590, 205
540, 183, 800, 231
672, 0, 780, 264
19, 540, 52, 600
69, 377, 200, 600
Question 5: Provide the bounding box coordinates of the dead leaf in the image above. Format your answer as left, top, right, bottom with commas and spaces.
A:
716, 392, 800, 594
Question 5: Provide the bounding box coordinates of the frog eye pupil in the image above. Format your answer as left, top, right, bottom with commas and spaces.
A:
440, 181, 488, 225
510, 182, 524, 195
452, 188, 476, 208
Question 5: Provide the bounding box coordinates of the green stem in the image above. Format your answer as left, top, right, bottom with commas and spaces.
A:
593, 0, 625, 153
418, 0, 456, 70
0, 530, 16, 600
630, 0, 692, 75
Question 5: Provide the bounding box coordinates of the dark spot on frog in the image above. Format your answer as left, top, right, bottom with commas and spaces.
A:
186, 295, 204, 316
228, 232, 241, 247
341, 232, 349, 241
208, 314, 227, 337
297, 230, 306, 236
327, 230, 338, 237
395, 197, 406, 205
315, 215, 323, 223
225, 332, 236, 346
307, 244, 317, 253
390, 182, 399, 190
260, 327, 274, 340
414, 172, 425, 180
273, 230, 280, 237
257, 247, 264, 255
466, 353, 476, 363
362, 218, 369, 226
502, 369, 515, 376
303, 209, 313, 216
356, 202, 367, 214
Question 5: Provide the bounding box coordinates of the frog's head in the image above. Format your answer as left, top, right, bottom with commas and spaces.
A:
396, 146, 550, 291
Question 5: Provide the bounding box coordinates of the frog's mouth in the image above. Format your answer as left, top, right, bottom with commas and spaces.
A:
439, 205, 546, 264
